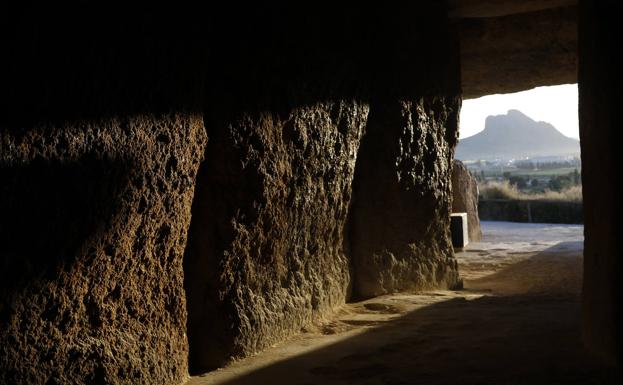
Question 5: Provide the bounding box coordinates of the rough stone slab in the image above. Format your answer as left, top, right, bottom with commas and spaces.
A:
451, 160, 482, 241
184, 101, 368, 372
350, 98, 462, 298
0, 114, 207, 385
578, 0, 622, 365
460, 6, 577, 99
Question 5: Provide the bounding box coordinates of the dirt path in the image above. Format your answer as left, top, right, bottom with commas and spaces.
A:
186, 222, 620, 385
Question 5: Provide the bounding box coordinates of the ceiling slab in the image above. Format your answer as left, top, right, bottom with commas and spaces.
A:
458, 6, 577, 98
448, 0, 577, 18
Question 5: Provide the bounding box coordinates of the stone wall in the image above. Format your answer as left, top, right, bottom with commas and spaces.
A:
0, 115, 207, 385
579, 0, 622, 365
0, 3, 465, 383
478, 199, 583, 224
183, 1, 463, 371
349, 99, 462, 298
0, 12, 208, 385
184, 103, 368, 372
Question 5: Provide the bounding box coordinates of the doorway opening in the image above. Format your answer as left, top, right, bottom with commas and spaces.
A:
452, 83, 585, 331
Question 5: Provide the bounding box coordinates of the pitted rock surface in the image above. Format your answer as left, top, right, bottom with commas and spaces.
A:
0, 114, 207, 385
350, 98, 462, 298
184, 102, 368, 371
451, 160, 482, 242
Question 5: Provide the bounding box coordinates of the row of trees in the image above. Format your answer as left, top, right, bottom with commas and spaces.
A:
506, 168, 581, 191
514, 159, 581, 170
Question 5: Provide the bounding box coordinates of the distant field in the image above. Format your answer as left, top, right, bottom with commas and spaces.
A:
513, 167, 580, 177
482, 167, 580, 178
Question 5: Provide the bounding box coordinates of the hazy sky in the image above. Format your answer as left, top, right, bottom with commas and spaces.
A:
459, 84, 579, 140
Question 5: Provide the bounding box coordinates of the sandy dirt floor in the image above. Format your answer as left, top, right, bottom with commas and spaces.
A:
186, 221, 620, 385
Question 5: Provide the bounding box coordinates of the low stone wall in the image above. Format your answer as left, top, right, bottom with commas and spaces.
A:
478, 199, 583, 224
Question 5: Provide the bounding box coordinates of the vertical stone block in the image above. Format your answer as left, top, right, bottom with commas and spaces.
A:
0, 114, 207, 385
184, 102, 368, 371
451, 160, 482, 242
350, 98, 462, 298
579, 0, 622, 365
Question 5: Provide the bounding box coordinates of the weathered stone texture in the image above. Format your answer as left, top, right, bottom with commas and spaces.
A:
459, 6, 578, 98
183, 2, 463, 371
0, 114, 207, 385
184, 102, 368, 371
579, 0, 623, 365
350, 98, 462, 298
451, 160, 482, 242
1, 3, 468, 382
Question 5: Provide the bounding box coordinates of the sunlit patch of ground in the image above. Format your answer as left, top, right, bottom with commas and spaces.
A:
186, 221, 620, 385
456, 221, 584, 295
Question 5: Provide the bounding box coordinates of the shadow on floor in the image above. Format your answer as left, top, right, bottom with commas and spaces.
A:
193, 293, 619, 385
464, 241, 584, 297
191, 240, 619, 385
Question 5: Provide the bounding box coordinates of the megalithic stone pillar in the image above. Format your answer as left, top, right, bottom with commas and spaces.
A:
349, 97, 463, 298
452, 160, 482, 242
183, 102, 369, 373
579, 0, 623, 366
0, 114, 207, 385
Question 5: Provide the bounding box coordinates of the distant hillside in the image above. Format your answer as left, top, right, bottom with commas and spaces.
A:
455, 109, 580, 161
